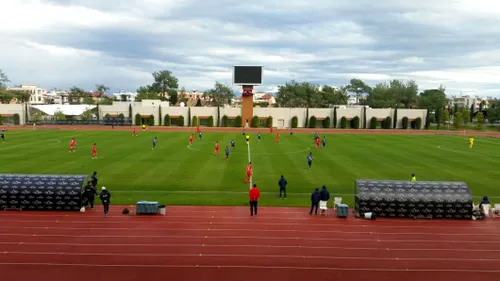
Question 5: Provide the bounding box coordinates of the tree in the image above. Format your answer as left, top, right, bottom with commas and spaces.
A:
150, 70, 179, 103
479, 100, 486, 112
83, 96, 95, 105
319, 86, 348, 106
276, 80, 321, 107
418, 89, 447, 111
95, 84, 109, 98
0, 69, 9, 89
69, 86, 86, 104
203, 81, 234, 107
453, 112, 464, 130
487, 99, 500, 125
346, 78, 371, 104
195, 98, 202, 107
461, 107, 470, 124
475, 112, 485, 130
178, 87, 188, 104
441, 108, 449, 127
135, 89, 159, 102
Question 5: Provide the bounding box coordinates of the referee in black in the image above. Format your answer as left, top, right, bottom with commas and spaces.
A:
83, 181, 97, 209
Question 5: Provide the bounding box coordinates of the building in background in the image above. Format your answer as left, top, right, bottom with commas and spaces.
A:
112, 91, 137, 102
7, 84, 48, 104
447, 95, 489, 111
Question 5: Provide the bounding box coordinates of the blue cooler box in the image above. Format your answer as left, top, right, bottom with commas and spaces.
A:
336, 204, 349, 218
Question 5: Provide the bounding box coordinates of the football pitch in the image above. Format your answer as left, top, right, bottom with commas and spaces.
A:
1, 129, 499, 206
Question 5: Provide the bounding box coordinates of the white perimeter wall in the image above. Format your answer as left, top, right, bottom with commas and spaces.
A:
2, 103, 427, 128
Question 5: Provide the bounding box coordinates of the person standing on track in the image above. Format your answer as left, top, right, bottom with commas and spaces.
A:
91, 171, 98, 187
249, 184, 260, 216
309, 188, 321, 215
278, 175, 287, 199
99, 186, 111, 216
83, 181, 97, 209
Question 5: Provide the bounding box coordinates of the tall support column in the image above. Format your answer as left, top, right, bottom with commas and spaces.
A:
241, 85, 254, 127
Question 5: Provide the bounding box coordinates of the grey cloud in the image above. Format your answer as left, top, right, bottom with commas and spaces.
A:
1, 0, 500, 96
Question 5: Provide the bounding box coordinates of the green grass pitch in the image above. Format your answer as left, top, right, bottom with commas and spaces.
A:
1, 129, 499, 206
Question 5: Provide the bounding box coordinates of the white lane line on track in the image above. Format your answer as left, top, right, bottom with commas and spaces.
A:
0, 225, 497, 237
0, 241, 498, 252
2, 251, 500, 262
0, 233, 499, 244
0, 262, 498, 273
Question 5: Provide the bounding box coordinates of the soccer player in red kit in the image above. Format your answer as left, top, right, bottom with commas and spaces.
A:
244, 162, 253, 183
269, 126, 273, 133
196, 127, 200, 134
315, 137, 320, 149
275, 132, 280, 143
214, 141, 219, 156
91, 143, 97, 159
69, 138, 76, 152
189, 134, 194, 145
132, 128, 137, 136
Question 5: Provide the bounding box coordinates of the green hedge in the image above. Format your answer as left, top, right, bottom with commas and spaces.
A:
252, 116, 259, 127
135, 113, 141, 125
192, 116, 198, 127
351, 116, 360, 129
309, 116, 317, 128
13, 113, 20, 125
323, 116, 330, 128
370, 117, 378, 129
402, 117, 409, 129
340, 116, 348, 129
164, 114, 171, 126
415, 117, 422, 129
333, 107, 337, 128
0, 115, 2, 125
178, 115, 184, 126
118, 113, 125, 120
221, 115, 228, 127
393, 108, 398, 129
291, 116, 298, 128
384, 116, 392, 129
207, 116, 214, 127
235, 115, 242, 127
266, 116, 273, 128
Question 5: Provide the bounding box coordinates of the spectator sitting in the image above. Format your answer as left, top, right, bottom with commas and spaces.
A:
319, 185, 330, 215
480, 196, 490, 205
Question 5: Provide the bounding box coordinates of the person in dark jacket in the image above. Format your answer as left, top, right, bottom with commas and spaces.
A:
278, 175, 287, 199
309, 188, 321, 215
319, 185, 330, 215
83, 181, 97, 209
91, 171, 98, 187
99, 186, 111, 216
480, 196, 490, 205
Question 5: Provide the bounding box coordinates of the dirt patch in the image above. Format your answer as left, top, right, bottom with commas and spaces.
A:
3, 125, 499, 137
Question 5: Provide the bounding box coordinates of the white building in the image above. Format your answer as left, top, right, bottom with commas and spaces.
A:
46, 90, 69, 104
7, 84, 48, 104
112, 91, 137, 102
448, 95, 489, 111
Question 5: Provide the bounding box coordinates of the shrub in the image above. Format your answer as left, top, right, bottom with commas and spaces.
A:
291, 116, 298, 128
340, 116, 348, 129
414, 117, 422, 129
351, 116, 360, 129
252, 116, 259, 127
323, 116, 330, 128
187, 107, 191, 126
370, 117, 378, 129
0, 115, 2, 125
235, 115, 242, 127
148, 114, 154, 126
266, 116, 273, 128
309, 116, 317, 128
164, 114, 171, 126
384, 116, 392, 129
192, 116, 198, 127
178, 115, 184, 126
207, 116, 214, 127
333, 107, 337, 128
402, 117, 409, 129
135, 113, 142, 125
117, 113, 124, 120
13, 113, 20, 125
393, 108, 398, 129
104, 114, 110, 118
221, 115, 228, 127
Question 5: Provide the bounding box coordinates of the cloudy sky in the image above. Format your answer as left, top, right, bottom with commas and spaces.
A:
1, 0, 500, 97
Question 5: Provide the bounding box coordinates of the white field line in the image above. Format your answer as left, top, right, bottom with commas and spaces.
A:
0, 241, 499, 252
0, 262, 499, 273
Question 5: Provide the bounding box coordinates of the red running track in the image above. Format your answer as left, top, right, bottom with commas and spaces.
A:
0, 206, 499, 281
